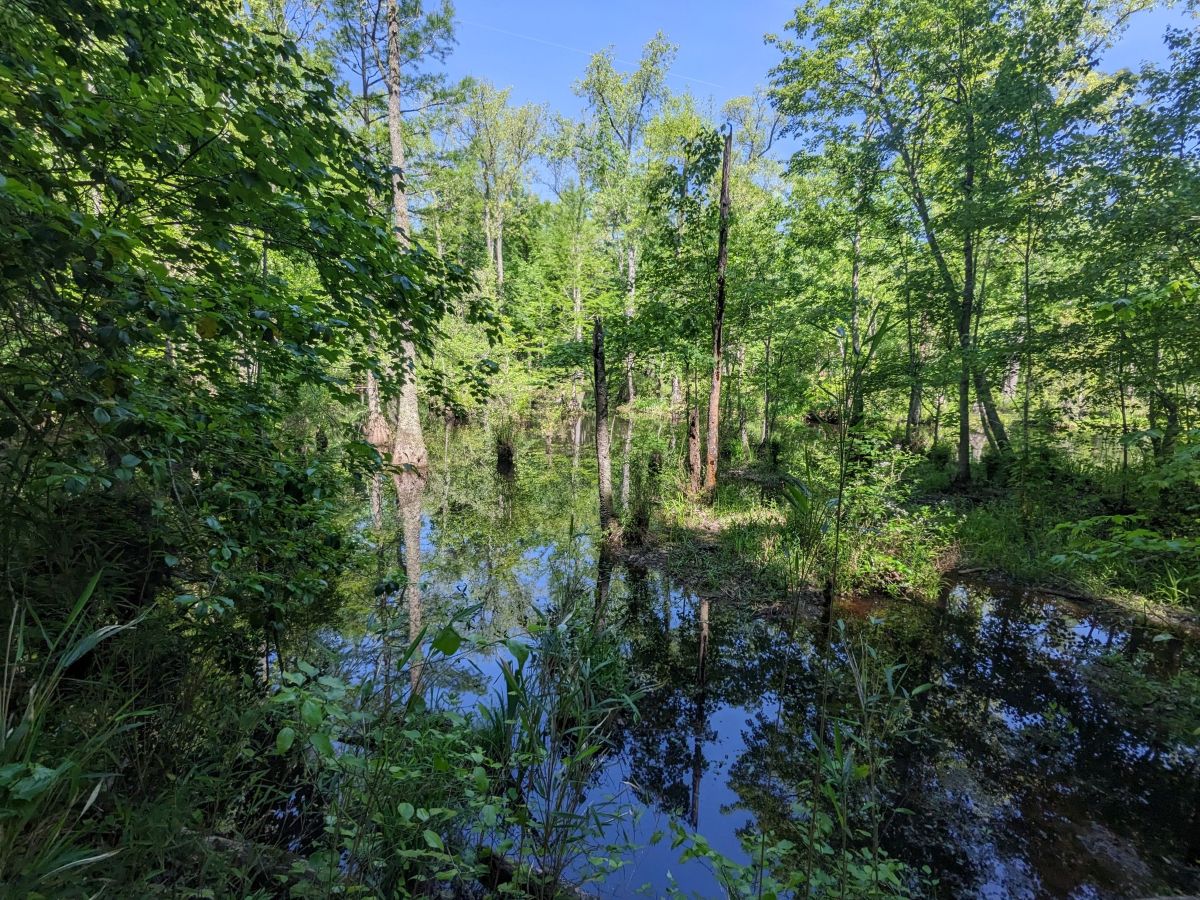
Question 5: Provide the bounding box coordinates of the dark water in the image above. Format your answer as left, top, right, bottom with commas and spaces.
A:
342, 426, 1200, 898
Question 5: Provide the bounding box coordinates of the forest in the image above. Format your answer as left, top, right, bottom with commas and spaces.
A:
1, 0, 1199, 896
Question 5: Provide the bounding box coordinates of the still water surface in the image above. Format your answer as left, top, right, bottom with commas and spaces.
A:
338, 427, 1200, 898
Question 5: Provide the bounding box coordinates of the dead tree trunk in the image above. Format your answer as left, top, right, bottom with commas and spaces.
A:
702, 127, 733, 494
593, 318, 616, 540
687, 405, 702, 497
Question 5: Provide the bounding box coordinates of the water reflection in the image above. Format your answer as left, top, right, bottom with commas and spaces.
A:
341, 426, 1200, 898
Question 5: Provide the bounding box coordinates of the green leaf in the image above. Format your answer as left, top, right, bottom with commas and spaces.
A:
309, 732, 334, 758
300, 698, 322, 728
276, 726, 296, 754
506, 639, 530, 666
422, 829, 444, 851
431, 624, 462, 657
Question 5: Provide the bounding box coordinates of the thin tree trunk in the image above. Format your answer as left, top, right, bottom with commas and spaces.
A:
848, 225, 866, 429
737, 345, 750, 457
593, 318, 616, 539
495, 214, 505, 287
703, 128, 733, 494
973, 366, 1009, 451
620, 417, 633, 513
624, 245, 637, 405
759, 334, 772, 451
687, 405, 702, 497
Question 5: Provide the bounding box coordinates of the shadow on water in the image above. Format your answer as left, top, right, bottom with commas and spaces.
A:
337, 425, 1200, 898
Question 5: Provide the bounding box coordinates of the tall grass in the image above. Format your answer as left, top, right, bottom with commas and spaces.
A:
1, 573, 142, 892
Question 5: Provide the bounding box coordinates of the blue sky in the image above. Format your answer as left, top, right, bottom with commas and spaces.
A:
441, 0, 1195, 120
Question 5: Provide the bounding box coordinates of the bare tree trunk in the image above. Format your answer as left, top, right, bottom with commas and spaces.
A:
495, 213, 505, 287
393, 472, 426, 693
365, 362, 389, 529
689, 595, 710, 830
954, 98, 977, 487
593, 318, 616, 540
1002, 357, 1019, 401
687, 406, 702, 497
624, 245, 636, 404
571, 282, 584, 412
973, 366, 1009, 452
703, 128, 733, 494
385, 0, 427, 474
848, 225, 866, 429
571, 413, 582, 472
906, 377, 924, 448
620, 417, 633, 513
737, 345, 750, 457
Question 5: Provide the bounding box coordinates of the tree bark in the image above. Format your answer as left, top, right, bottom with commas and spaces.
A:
620, 417, 633, 513
703, 128, 733, 494
385, 0, 428, 474
593, 318, 616, 539
687, 405, 702, 497
392, 471, 426, 693
973, 365, 1009, 452
759, 333, 772, 452
624, 245, 636, 404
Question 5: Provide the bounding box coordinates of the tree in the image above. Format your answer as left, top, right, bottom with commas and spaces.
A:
577, 33, 676, 403
703, 127, 734, 493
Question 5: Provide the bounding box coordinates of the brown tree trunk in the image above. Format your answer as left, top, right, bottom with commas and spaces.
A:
385, 0, 427, 474
392, 472, 426, 693
593, 318, 616, 540
687, 405, 702, 497
906, 378, 924, 449
703, 128, 733, 494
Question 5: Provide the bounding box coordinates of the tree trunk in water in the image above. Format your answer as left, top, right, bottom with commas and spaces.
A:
687, 406, 702, 497
593, 318, 616, 540
703, 128, 733, 494
392, 472, 426, 693
391, 344, 427, 472
689, 595, 710, 830
385, 0, 427, 473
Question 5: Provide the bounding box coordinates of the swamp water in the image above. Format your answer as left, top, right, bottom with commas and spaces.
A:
334, 427, 1200, 898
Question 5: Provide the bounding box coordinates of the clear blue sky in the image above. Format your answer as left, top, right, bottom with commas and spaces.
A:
441, 0, 1195, 122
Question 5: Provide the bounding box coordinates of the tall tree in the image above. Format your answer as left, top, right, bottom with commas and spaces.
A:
703, 127, 734, 493
577, 34, 676, 403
